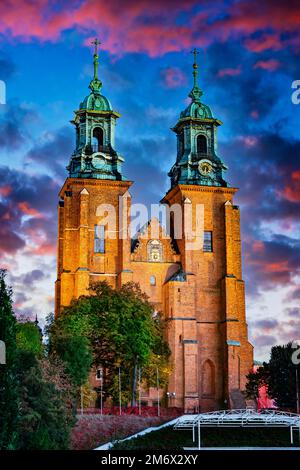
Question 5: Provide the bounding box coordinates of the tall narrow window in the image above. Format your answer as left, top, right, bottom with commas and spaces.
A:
203, 231, 213, 252
94, 225, 105, 253
150, 275, 156, 286
197, 134, 207, 154
92, 127, 104, 152
178, 132, 184, 156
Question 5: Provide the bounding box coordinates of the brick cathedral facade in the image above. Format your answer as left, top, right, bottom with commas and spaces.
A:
55, 46, 253, 412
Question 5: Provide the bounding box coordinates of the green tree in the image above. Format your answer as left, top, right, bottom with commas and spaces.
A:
15, 350, 75, 449
47, 312, 93, 390
246, 343, 300, 411
267, 343, 300, 410
16, 321, 43, 356
51, 334, 92, 388
0, 269, 18, 449
245, 365, 269, 400
49, 281, 170, 406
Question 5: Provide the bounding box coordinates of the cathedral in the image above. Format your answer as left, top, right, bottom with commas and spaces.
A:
55, 42, 253, 412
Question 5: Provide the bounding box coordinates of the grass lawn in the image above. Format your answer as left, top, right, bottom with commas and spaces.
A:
112, 425, 298, 450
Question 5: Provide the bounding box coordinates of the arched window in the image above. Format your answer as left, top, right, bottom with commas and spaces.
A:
150, 275, 156, 286
201, 359, 215, 398
147, 240, 163, 262
92, 127, 104, 152
197, 134, 207, 154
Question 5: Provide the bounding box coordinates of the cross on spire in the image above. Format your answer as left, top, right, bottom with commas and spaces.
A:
91, 38, 101, 56
189, 47, 202, 103
89, 38, 102, 94
191, 48, 199, 67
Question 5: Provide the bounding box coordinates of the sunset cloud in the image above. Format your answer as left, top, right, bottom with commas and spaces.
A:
161, 67, 187, 89
254, 59, 281, 71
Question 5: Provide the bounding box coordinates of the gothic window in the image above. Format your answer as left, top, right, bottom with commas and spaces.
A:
92, 127, 104, 152
197, 134, 207, 154
201, 359, 215, 398
94, 224, 105, 253
150, 275, 156, 286
147, 240, 162, 262
203, 231, 213, 252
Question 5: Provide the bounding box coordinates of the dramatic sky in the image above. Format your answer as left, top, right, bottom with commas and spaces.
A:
0, 0, 299, 360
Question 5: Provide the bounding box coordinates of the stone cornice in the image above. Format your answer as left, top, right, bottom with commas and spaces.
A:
59, 177, 132, 197
161, 184, 238, 203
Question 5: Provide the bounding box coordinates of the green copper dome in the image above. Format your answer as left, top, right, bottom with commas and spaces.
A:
180, 101, 213, 119
79, 93, 112, 111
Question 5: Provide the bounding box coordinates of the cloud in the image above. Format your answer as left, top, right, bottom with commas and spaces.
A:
245, 33, 282, 53
281, 171, 300, 203
0, 103, 37, 151
217, 67, 241, 77
285, 307, 300, 318
254, 59, 281, 71
0, 166, 59, 257
1, 0, 300, 58
254, 334, 277, 347
253, 319, 279, 331
25, 126, 73, 180
245, 235, 300, 289
161, 67, 187, 89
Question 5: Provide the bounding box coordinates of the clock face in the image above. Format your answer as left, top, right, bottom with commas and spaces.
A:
199, 160, 212, 176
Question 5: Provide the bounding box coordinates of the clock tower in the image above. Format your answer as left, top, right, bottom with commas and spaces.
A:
162, 50, 253, 411
55, 40, 132, 315
169, 49, 227, 188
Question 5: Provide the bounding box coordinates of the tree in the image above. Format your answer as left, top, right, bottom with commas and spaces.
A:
47, 312, 93, 391
246, 343, 300, 411
49, 281, 170, 406
245, 365, 269, 400
16, 321, 43, 356
267, 343, 300, 410
0, 269, 18, 449
15, 350, 75, 449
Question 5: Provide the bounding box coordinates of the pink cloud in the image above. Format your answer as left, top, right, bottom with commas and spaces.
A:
0, 185, 12, 197
217, 67, 241, 77
250, 110, 259, 119
245, 33, 281, 53
239, 135, 258, 147
27, 243, 56, 256
161, 67, 187, 88
0, 1, 299, 57
254, 59, 281, 71
281, 171, 300, 202
18, 202, 43, 218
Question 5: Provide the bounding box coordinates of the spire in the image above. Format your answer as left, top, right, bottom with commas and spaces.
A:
189, 48, 203, 103
89, 38, 102, 95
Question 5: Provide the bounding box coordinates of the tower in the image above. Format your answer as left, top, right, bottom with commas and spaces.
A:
55, 40, 132, 315
162, 50, 253, 411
